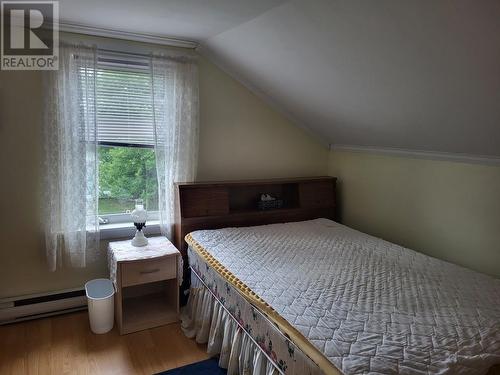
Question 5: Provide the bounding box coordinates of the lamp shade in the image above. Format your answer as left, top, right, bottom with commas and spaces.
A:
131, 199, 147, 224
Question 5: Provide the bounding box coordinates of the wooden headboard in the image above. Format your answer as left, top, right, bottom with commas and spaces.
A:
174, 176, 337, 257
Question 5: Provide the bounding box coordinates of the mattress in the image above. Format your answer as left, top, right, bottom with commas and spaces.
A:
186, 218, 500, 375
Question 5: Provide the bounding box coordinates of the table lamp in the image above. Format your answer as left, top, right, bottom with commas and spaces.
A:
131, 199, 148, 247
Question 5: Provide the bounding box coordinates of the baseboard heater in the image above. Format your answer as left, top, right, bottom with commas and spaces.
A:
0, 288, 87, 325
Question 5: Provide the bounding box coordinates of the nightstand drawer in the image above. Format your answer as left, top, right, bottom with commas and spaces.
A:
121, 257, 176, 287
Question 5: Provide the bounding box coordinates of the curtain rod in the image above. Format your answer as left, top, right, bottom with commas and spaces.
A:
67, 45, 197, 61
95, 47, 197, 63
98, 48, 149, 57
97, 47, 161, 59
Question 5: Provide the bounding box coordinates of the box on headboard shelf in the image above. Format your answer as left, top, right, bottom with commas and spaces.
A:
257, 199, 284, 211
173, 176, 337, 256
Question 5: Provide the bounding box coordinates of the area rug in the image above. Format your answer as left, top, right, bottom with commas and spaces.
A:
156, 358, 227, 375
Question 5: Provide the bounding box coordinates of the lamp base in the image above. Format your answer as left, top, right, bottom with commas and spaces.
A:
131, 230, 148, 247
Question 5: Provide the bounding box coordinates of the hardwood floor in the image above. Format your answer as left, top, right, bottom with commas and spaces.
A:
0, 311, 209, 375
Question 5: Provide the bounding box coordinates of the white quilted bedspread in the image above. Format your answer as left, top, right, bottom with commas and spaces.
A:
190, 219, 500, 375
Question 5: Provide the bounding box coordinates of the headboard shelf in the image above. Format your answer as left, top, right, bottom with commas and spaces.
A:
176, 176, 333, 188
174, 176, 337, 256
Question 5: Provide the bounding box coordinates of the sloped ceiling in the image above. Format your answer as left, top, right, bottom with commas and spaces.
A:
59, 0, 500, 157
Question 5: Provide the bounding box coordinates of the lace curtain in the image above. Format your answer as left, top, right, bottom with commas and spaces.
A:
43, 43, 99, 271
151, 55, 199, 239
42, 45, 198, 270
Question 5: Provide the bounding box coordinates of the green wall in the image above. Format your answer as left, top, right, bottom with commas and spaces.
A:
329, 150, 500, 278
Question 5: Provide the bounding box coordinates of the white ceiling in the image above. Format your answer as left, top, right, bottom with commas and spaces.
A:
59, 0, 500, 157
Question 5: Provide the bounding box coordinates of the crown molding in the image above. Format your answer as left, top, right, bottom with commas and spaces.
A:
59, 21, 199, 49
331, 144, 500, 166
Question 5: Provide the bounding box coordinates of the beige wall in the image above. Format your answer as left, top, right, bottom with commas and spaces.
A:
329, 150, 500, 278
197, 57, 327, 180
0, 42, 328, 299
0, 70, 109, 298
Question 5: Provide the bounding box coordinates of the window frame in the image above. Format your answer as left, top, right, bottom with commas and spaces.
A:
97, 142, 160, 234
97, 143, 160, 228
99, 220, 161, 240
91, 52, 160, 237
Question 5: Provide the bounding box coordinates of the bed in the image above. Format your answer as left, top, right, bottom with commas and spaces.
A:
175, 178, 500, 375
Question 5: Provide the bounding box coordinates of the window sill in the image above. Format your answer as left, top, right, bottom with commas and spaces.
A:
100, 220, 160, 240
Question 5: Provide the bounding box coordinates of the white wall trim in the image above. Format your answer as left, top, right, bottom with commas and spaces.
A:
0, 287, 84, 304
331, 144, 500, 166
59, 21, 199, 49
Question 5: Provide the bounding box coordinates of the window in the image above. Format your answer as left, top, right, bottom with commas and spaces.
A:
81, 52, 159, 225
45, 44, 197, 265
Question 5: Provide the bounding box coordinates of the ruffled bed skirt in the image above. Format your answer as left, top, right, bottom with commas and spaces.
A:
181, 276, 281, 375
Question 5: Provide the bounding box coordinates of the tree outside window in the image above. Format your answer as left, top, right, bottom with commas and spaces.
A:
98, 145, 158, 214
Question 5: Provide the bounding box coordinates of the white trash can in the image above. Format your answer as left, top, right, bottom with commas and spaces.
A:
85, 278, 115, 334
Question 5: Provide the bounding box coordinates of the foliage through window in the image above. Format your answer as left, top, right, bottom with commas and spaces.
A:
98, 145, 158, 214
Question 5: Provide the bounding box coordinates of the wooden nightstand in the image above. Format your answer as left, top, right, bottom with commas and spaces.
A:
108, 237, 180, 335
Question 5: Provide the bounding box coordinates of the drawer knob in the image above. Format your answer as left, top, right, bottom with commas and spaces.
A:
140, 268, 160, 274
